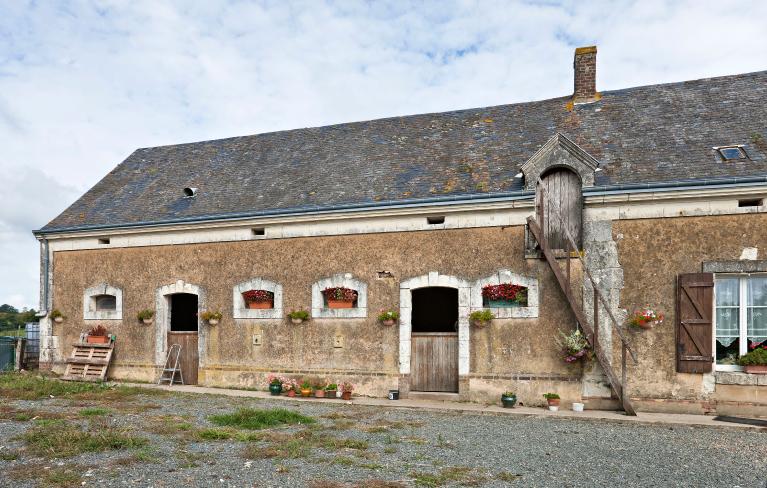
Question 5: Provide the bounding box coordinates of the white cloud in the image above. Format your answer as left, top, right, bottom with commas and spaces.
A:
0, 0, 766, 308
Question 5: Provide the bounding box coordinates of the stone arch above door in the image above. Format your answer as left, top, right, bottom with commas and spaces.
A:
520, 132, 599, 190
399, 272, 471, 376
154, 280, 206, 367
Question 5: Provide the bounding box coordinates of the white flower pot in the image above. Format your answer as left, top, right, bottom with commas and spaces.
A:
142, 318, 154, 325
291, 318, 303, 325
572, 402, 584, 412
208, 319, 219, 326
548, 405, 559, 412
54, 317, 64, 323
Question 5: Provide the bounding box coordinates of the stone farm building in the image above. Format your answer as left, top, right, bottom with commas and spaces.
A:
34, 47, 767, 416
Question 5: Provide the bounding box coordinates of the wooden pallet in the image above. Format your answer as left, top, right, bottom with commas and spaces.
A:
61, 342, 115, 382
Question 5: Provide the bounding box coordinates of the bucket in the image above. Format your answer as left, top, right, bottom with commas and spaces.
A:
388, 390, 399, 400
572, 402, 584, 412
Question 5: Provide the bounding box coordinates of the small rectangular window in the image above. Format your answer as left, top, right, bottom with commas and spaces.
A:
738, 198, 763, 208
252, 228, 265, 236
717, 146, 747, 161
98, 238, 110, 245
427, 216, 445, 225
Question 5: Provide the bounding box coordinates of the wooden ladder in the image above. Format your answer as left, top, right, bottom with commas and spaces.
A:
529, 178, 638, 416
61, 341, 115, 382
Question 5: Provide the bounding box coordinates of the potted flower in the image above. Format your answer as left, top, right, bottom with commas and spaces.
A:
501, 391, 517, 408
299, 380, 313, 397
242, 290, 274, 309
469, 309, 495, 328
325, 383, 338, 398
267, 375, 284, 395
201, 311, 222, 325
543, 392, 560, 411
323, 287, 357, 309
287, 309, 310, 325
556, 329, 592, 363
482, 284, 528, 307
50, 309, 65, 323
314, 382, 327, 398
377, 310, 399, 326
86, 325, 109, 344
739, 342, 767, 374
340, 382, 354, 400
137, 309, 154, 325
283, 378, 298, 397
627, 307, 664, 330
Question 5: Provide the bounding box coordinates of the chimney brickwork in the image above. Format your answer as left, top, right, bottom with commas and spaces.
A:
573, 46, 599, 104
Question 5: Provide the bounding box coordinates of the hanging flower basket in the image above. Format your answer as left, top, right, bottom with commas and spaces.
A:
556, 329, 593, 363
378, 310, 399, 326
287, 310, 309, 324
323, 287, 357, 309
627, 307, 664, 330
470, 309, 495, 328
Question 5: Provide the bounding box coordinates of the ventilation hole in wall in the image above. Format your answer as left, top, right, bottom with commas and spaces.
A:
427, 216, 445, 225
98, 238, 110, 245
738, 198, 763, 208
252, 228, 265, 236
183, 187, 198, 197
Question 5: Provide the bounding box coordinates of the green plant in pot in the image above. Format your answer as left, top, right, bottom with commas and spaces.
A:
543, 392, 560, 411
267, 375, 283, 395
314, 382, 327, 398
288, 309, 310, 324
469, 309, 495, 328
739, 343, 767, 374
325, 383, 338, 398
299, 380, 313, 397
501, 391, 517, 408
50, 309, 65, 323
137, 309, 154, 324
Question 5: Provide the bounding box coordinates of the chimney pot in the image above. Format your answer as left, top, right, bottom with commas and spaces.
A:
573, 45, 598, 103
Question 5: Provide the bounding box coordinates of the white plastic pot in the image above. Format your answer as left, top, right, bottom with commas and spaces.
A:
548, 405, 559, 412
572, 402, 584, 412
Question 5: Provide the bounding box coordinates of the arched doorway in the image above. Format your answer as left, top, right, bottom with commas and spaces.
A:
536, 167, 583, 251
155, 281, 204, 385
410, 287, 459, 392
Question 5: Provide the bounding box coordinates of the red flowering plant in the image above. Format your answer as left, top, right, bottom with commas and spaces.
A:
323, 287, 358, 302
242, 289, 274, 304
627, 307, 664, 330
482, 284, 528, 305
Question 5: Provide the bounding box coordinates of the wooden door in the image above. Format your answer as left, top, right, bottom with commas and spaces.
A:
676, 273, 714, 373
166, 332, 198, 385
537, 168, 583, 250
410, 333, 458, 392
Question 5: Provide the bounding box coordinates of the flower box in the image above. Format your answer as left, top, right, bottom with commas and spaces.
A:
487, 299, 520, 308
744, 365, 767, 374
328, 299, 354, 309
86, 335, 109, 344
247, 300, 274, 310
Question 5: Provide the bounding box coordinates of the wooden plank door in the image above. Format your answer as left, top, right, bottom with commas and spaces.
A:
538, 168, 583, 250
676, 273, 714, 373
410, 333, 458, 392
167, 332, 198, 385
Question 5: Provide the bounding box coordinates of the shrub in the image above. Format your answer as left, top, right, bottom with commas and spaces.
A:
287, 309, 310, 321
469, 309, 494, 322
738, 345, 767, 366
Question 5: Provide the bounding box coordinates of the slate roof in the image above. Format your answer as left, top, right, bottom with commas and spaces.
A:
40, 70, 767, 233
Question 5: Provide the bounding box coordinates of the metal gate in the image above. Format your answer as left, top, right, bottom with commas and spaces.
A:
25, 322, 40, 369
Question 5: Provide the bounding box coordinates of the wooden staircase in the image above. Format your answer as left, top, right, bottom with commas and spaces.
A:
529, 178, 638, 415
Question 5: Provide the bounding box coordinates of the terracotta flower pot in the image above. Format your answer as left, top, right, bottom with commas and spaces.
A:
287, 390, 296, 397
341, 391, 352, 400
382, 319, 396, 326
291, 318, 304, 325
744, 365, 767, 374
328, 299, 354, 309
247, 300, 273, 310
300, 388, 312, 397
546, 398, 561, 410
314, 389, 325, 398
86, 335, 109, 344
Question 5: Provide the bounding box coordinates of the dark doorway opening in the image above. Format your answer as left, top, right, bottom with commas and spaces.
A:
170, 294, 198, 332
412, 287, 458, 333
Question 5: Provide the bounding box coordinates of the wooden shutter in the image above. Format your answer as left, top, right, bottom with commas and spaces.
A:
676, 273, 714, 373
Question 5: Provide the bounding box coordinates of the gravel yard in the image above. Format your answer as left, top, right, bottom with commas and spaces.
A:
0, 375, 765, 488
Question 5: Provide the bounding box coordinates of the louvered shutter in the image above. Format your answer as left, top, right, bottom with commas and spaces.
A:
676, 273, 714, 373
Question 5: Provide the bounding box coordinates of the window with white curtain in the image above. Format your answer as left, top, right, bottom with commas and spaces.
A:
714, 274, 767, 369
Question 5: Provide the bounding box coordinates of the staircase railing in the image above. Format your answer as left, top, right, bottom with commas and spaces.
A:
530, 176, 637, 415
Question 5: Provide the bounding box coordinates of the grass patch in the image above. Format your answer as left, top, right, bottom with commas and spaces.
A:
79, 407, 111, 417
195, 428, 234, 441
497, 471, 523, 482
19, 420, 149, 458
244, 438, 310, 459
9, 463, 84, 487
0, 372, 163, 401
411, 466, 488, 487
210, 407, 314, 430
0, 449, 19, 460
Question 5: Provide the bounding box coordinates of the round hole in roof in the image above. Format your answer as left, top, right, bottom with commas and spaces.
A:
183, 187, 198, 198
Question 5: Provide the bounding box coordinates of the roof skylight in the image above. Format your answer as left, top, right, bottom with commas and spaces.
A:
716, 146, 747, 161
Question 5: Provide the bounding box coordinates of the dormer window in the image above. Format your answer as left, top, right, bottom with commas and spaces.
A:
716, 146, 747, 161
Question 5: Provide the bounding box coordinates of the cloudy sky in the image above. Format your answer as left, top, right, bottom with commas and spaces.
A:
1, 0, 766, 310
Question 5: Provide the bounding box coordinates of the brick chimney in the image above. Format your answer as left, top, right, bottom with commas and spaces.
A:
573, 46, 599, 104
